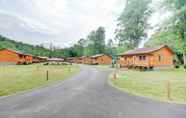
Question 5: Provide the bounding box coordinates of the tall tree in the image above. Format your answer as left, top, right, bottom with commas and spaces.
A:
86, 27, 106, 55
106, 39, 115, 56
95, 27, 106, 54
73, 38, 86, 57
166, 0, 186, 64
116, 0, 152, 48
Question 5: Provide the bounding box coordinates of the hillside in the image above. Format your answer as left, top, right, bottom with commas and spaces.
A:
0, 35, 52, 57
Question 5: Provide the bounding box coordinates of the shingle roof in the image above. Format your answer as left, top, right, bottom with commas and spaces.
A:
0, 48, 36, 57
0, 48, 26, 55
91, 54, 105, 58
118, 45, 173, 56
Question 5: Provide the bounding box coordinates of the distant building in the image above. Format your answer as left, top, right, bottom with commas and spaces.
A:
0, 48, 48, 65
47, 58, 65, 62
0, 48, 29, 65
90, 54, 112, 65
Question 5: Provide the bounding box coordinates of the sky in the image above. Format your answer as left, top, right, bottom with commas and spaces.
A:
0, 0, 125, 48
0, 0, 172, 48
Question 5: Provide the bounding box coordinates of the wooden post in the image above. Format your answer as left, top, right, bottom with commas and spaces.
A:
166, 80, 171, 100
113, 71, 117, 80
46, 70, 49, 81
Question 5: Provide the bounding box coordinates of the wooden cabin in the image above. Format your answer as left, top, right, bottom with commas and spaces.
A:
67, 57, 75, 63
83, 56, 92, 64
32, 56, 40, 63
73, 57, 78, 64
118, 45, 174, 69
74, 57, 83, 64
37, 56, 48, 62
47, 58, 64, 62
79, 56, 92, 64
0, 48, 28, 65
25, 54, 34, 64
90, 54, 112, 65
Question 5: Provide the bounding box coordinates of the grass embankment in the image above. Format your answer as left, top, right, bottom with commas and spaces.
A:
109, 68, 186, 104
0, 64, 80, 96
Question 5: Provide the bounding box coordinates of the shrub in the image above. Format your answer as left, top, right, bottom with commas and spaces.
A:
61, 62, 69, 65
174, 65, 180, 69
184, 65, 186, 69
43, 62, 49, 65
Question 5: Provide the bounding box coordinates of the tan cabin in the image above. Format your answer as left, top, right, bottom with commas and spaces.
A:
90, 54, 112, 65
118, 45, 174, 69
80, 56, 92, 64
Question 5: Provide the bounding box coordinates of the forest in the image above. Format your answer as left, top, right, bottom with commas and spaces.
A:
0, 0, 185, 64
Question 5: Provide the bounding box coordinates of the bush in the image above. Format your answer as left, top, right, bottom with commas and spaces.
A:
184, 65, 186, 69
61, 62, 69, 65
174, 65, 180, 69
43, 62, 49, 65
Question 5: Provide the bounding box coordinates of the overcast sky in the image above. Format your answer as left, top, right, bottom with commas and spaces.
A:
0, 0, 171, 48
0, 0, 125, 47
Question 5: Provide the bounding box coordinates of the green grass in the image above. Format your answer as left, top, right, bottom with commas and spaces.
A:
0, 64, 80, 96
109, 68, 186, 104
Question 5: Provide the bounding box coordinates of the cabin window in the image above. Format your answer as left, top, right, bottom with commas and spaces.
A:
139, 55, 146, 61
143, 56, 146, 60
159, 55, 162, 62
139, 56, 142, 60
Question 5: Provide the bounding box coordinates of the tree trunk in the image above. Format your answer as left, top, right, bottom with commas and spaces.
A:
183, 53, 186, 65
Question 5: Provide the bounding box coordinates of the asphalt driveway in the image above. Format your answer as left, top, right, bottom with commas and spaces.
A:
0, 65, 186, 118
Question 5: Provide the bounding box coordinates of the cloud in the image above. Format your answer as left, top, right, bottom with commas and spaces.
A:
0, 0, 125, 47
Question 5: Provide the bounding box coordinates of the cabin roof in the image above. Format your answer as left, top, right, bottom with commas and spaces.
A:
47, 58, 64, 61
118, 45, 174, 56
91, 54, 105, 58
0, 48, 27, 55
0, 48, 46, 58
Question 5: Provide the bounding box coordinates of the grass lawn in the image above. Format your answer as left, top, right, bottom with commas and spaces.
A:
0, 64, 80, 96
109, 68, 186, 104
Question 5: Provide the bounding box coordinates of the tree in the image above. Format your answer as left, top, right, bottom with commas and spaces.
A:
165, 0, 186, 64
73, 38, 86, 57
106, 39, 114, 56
85, 27, 106, 55
116, 0, 152, 48
95, 27, 106, 54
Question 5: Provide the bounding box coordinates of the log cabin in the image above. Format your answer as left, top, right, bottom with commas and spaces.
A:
118, 45, 174, 69
73, 57, 82, 64
0, 48, 49, 65
83, 56, 92, 64
90, 54, 112, 65
39, 56, 48, 62
25, 54, 34, 64
67, 57, 75, 63
47, 58, 64, 62
0, 48, 28, 65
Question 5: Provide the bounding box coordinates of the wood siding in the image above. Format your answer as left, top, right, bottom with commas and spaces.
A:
92, 55, 112, 65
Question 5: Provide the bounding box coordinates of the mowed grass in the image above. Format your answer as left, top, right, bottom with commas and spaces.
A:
109, 68, 186, 103
0, 64, 80, 96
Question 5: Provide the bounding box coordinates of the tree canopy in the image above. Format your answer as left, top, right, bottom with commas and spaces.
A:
116, 0, 152, 49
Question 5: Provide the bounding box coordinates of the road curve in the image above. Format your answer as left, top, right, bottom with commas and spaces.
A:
0, 65, 186, 118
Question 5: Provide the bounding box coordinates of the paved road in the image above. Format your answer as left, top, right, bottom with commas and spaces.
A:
0, 66, 186, 118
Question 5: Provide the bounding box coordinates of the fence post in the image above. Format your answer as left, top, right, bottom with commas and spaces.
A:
166, 80, 171, 100
113, 70, 117, 80
46, 70, 49, 81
